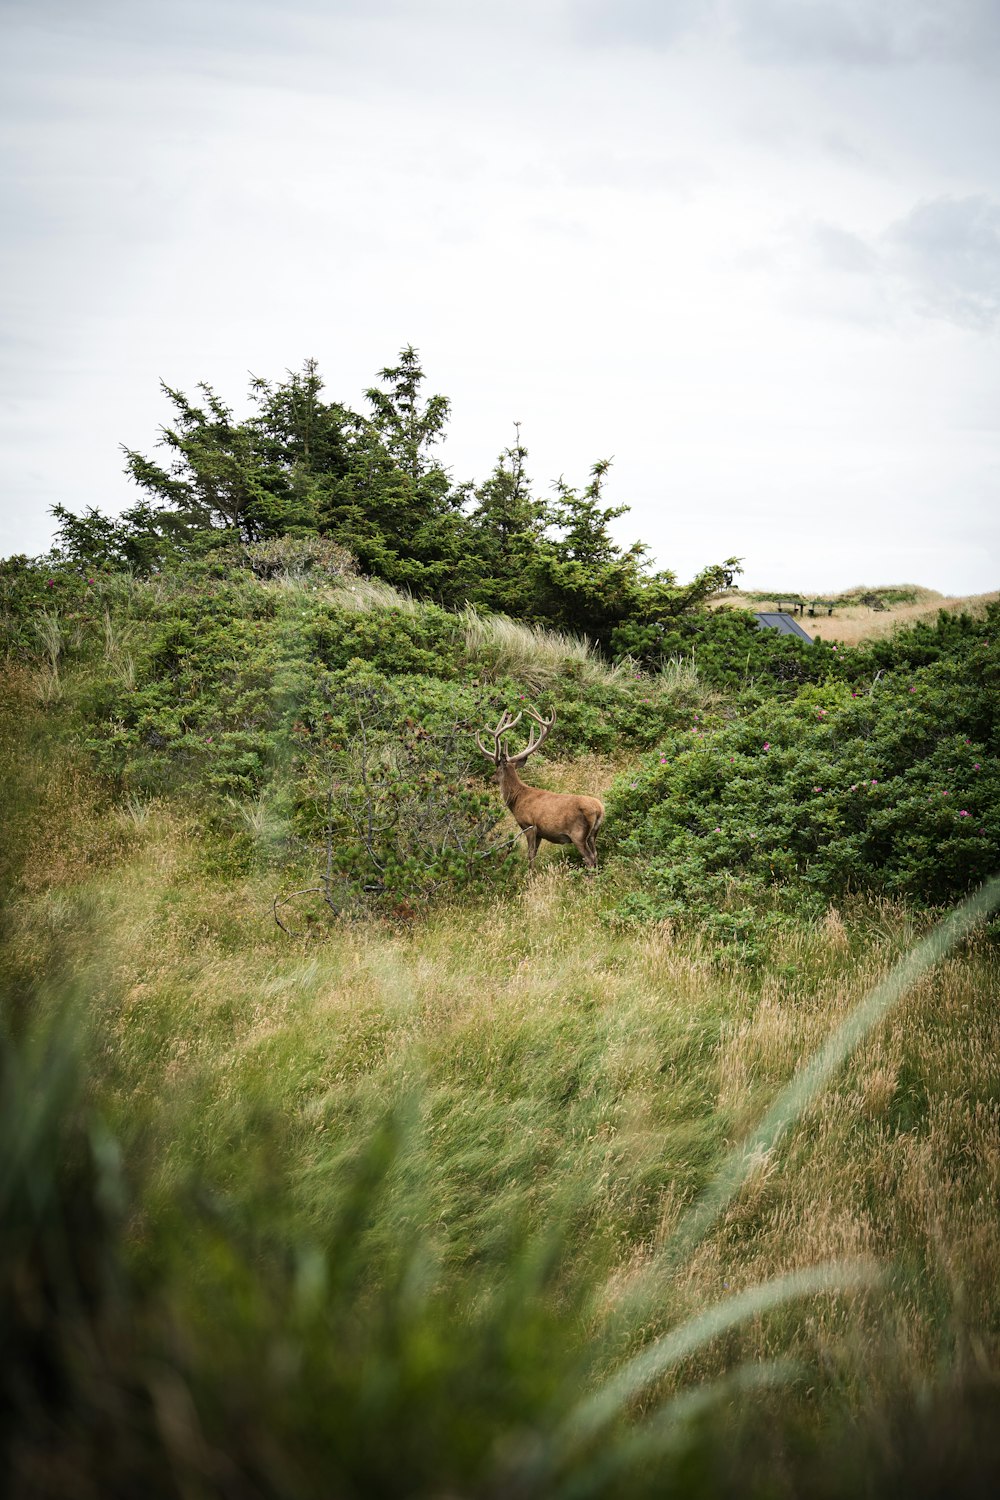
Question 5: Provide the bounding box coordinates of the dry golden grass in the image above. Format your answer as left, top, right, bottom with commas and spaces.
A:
813, 590, 998, 646
608, 922, 1000, 1390
717, 585, 998, 646
460, 607, 608, 689
11, 809, 994, 1403
521, 751, 629, 799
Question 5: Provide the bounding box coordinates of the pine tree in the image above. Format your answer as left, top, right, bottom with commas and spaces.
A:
465, 427, 548, 613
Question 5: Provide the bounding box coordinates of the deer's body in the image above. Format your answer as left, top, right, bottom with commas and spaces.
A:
477, 709, 604, 871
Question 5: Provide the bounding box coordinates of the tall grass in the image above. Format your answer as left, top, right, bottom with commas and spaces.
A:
460, 606, 613, 689
326, 574, 421, 613
3, 667, 999, 1496
30, 609, 65, 705
459, 607, 704, 699
4, 753, 1000, 1491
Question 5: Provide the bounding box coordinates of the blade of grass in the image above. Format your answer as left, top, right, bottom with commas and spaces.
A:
555, 1259, 877, 1458
660, 874, 1000, 1272
551, 1357, 801, 1500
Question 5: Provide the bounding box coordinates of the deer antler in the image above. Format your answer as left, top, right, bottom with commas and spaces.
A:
475, 709, 523, 762
508, 707, 554, 763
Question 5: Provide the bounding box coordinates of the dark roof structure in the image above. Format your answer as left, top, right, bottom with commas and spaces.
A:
754, 612, 814, 642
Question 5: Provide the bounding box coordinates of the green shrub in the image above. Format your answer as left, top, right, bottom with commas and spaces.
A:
6, 551, 694, 907
607, 645, 1000, 929
283, 672, 519, 918
611, 606, 840, 689
855, 605, 995, 675
30, 556, 698, 806
305, 599, 462, 677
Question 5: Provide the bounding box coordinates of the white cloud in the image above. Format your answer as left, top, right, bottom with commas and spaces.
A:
0, 0, 997, 593
731, 0, 1000, 68
769, 195, 1000, 334
573, 0, 1000, 68
807, 221, 880, 274
886, 195, 1000, 331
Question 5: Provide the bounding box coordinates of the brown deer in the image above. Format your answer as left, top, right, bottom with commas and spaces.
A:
476, 708, 605, 871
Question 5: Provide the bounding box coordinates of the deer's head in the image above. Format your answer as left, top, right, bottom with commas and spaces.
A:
475, 707, 554, 775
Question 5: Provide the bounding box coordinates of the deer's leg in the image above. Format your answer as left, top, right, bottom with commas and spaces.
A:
571, 827, 598, 873
524, 825, 539, 866
574, 812, 600, 873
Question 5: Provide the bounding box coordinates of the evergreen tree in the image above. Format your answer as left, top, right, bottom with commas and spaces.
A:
72, 346, 740, 649
465, 427, 549, 614
248, 358, 354, 513
49, 501, 194, 573
121, 378, 315, 543
330, 347, 471, 599
525, 461, 650, 643
364, 345, 450, 482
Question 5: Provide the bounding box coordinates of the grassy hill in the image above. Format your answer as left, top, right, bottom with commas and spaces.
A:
717, 583, 1000, 646
2, 546, 999, 1497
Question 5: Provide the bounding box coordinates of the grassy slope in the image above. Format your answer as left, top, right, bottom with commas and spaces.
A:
3, 572, 1000, 1492
6, 667, 999, 1359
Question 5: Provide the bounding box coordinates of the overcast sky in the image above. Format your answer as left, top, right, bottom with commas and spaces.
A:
2, 0, 998, 593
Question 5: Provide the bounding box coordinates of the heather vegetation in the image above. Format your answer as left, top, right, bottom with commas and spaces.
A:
2, 350, 998, 1497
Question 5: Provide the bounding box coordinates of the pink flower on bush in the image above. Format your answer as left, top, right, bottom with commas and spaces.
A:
762, 741, 770, 751
974, 763, 981, 771
959, 810, 969, 817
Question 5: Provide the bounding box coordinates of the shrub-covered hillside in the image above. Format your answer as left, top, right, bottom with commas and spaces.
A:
3, 531, 995, 928
1, 538, 712, 916
608, 618, 1000, 934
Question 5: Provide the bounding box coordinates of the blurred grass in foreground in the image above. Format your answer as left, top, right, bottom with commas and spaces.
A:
3, 667, 1000, 1496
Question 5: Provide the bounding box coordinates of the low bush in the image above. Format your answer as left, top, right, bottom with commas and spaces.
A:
607, 642, 1000, 934
243, 533, 357, 581
11, 552, 996, 926
611, 605, 840, 689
